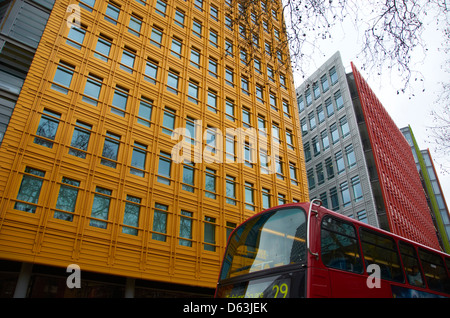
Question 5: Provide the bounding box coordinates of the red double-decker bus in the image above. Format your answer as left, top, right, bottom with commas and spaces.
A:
215, 200, 450, 298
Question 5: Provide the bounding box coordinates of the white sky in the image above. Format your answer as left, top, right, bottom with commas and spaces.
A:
290, 14, 450, 207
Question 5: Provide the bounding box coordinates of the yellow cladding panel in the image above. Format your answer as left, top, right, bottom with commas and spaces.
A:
0, 0, 308, 289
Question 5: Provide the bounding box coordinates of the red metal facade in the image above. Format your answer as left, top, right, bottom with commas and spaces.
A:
351, 63, 440, 250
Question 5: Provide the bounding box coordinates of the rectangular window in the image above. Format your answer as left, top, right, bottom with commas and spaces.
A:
317, 105, 325, 123
226, 175, 236, 205
166, 70, 179, 94
225, 68, 234, 87
325, 98, 334, 117
174, 9, 185, 28
270, 94, 277, 111
111, 86, 129, 117
225, 134, 235, 163
207, 90, 218, 113
340, 116, 350, 137
335, 90, 344, 109
34, 109, 61, 148
321, 74, 329, 92
130, 142, 147, 177
152, 203, 168, 241
278, 193, 286, 205
101, 131, 121, 168
122, 195, 141, 235
307, 168, 315, 190
205, 168, 216, 199
351, 176, 363, 202
245, 182, 255, 211
330, 123, 339, 143
260, 150, 269, 174
150, 27, 163, 48
182, 160, 195, 192
171, 37, 182, 59
94, 35, 112, 62
89, 187, 112, 229
360, 229, 403, 282
320, 192, 328, 209
398, 242, 425, 287
325, 157, 334, 179
157, 151, 172, 185
275, 158, 284, 180
137, 96, 153, 127
313, 81, 320, 99
104, 2, 120, 24
190, 48, 201, 68
262, 188, 271, 209
144, 59, 158, 85
193, 20, 202, 38
209, 30, 219, 47
256, 85, 264, 103
308, 112, 316, 130
188, 80, 199, 104
155, 0, 167, 16
321, 130, 330, 150
290, 162, 298, 185
335, 151, 345, 174
54, 177, 80, 221
345, 144, 356, 168
241, 77, 250, 95
357, 210, 368, 224
330, 66, 338, 84
179, 210, 193, 246
316, 163, 325, 185
51, 61, 74, 94
128, 14, 142, 36
304, 142, 311, 162
225, 39, 233, 56
66, 25, 86, 49
225, 98, 235, 121
312, 136, 320, 156
82, 73, 102, 105
162, 107, 175, 135
120, 48, 136, 73
204, 216, 216, 251
14, 167, 45, 213
286, 129, 294, 150
79, 0, 95, 11
340, 181, 351, 207
330, 187, 339, 210
69, 121, 92, 158
208, 57, 218, 77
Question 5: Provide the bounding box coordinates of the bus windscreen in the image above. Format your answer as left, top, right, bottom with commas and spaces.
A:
219, 207, 307, 281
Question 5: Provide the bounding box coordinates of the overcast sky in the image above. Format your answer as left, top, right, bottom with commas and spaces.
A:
290, 14, 450, 208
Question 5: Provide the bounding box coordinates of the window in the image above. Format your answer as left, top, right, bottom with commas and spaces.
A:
166, 71, 179, 94
225, 68, 234, 87
254, 58, 261, 73
270, 94, 277, 111
204, 216, 216, 251
208, 57, 218, 77
150, 27, 163, 48
51, 61, 74, 94
419, 249, 450, 293
157, 151, 172, 185
94, 35, 112, 62
286, 129, 294, 150
297, 95, 304, 112
325, 98, 334, 117
301, 118, 308, 136
193, 20, 202, 38
205, 168, 216, 199
120, 47, 136, 73
225, 134, 235, 162
307, 168, 315, 190
260, 150, 269, 174
357, 210, 368, 223
225, 16, 233, 31
313, 82, 320, 99
128, 14, 142, 36
399, 242, 425, 287
244, 141, 254, 167
130, 142, 147, 177
137, 96, 153, 127
155, 0, 167, 16
210, 5, 219, 21
209, 30, 219, 47
278, 193, 286, 205
205, 127, 217, 155
240, 50, 247, 65
304, 142, 311, 162
174, 9, 185, 28
89, 187, 112, 229
194, 0, 203, 11
330, 187, 339, 210
69, 121, 92, 158
207, 90, 218, 113
225, 99, 235, 121
335, 151, 345, 174
340, 116, 350, 137
312, 136, 320, 156
283, 100, 290, 118
111, 86, 128, 117
171, 37, 183, 59
305, 89, 312, 106
179, 210, 193, 247
79, 0, 95, 11
14, 167, 45, 213
34, 109, 61, 148
256, 85, 264, 103
335, 90, 344, 109
242, 107, 251, 128
226, 175, 236, 205
321, 216, 363, 273
340, 181, 351, 207
321, 130, 330, 150
152, 203, 168, 241
316, 163, 325, 185
66, 25, 86, 49
182, 161, 195, 192
190, 48, 201, 68
54, 177, 80, 221
104, 2, 120, 24
267, 66, 274, 82
308, 112, 316, 130
321, 74, 329, 92
345, 144, 356, 168
290, 162, 298, 185
262, 188, 271, 209
185, 117, 197, 145
241, 77, 249, 95
82, 73, 102, 105
144, 59, 158, 84
320, 192, 328, 209
122, 195, 141, 235
330, 66, 338, 85
245, 182, 255, 211
330, 123, 339, 143
325, 157, 334, 179
188, 80, 199, 104
101, 131, 121, 168
360, 229, 403, 282
317, 105, 325, 123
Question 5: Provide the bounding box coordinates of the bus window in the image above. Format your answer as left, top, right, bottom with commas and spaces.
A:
418, 249, 450, 293
360, 228, 404, 283
399, 242, 425, 288
321, 215, 363, 273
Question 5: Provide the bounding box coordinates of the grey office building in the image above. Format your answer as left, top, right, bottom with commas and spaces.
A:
296, 51, 379, 227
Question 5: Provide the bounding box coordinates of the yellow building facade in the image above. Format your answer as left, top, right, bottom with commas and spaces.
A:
0, 0, 308, 297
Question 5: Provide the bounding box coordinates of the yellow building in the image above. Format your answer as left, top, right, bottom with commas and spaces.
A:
0, 0, 308, 297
